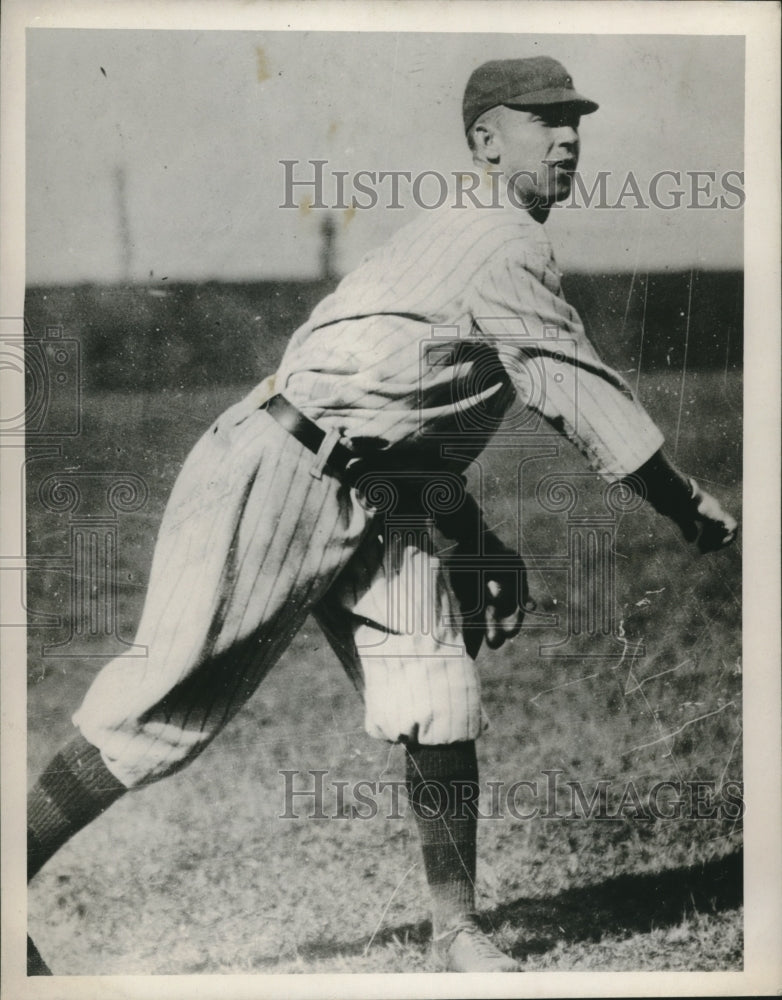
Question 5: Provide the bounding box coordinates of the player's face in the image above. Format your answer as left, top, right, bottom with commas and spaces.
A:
492, 104, 581, 212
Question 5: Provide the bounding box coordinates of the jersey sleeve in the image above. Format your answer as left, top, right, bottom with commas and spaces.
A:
470, 242, 665, 481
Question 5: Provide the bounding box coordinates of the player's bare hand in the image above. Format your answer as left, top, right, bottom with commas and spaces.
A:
678, 479, 738, 553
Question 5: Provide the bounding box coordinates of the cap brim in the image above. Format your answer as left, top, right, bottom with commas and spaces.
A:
506, 88, 599, 114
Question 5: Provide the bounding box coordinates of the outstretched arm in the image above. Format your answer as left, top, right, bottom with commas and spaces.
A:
472, 244, 738, 550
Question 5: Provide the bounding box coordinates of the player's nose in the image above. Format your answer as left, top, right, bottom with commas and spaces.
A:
554, 125, 579, 149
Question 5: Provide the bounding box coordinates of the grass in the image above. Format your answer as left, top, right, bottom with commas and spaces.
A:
26, 369, 742, 975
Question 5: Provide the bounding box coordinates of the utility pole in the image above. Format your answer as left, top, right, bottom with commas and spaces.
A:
319, 214, 336, 281
114, 165, 133, 282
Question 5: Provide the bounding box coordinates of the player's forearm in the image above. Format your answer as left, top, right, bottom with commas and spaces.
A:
620, 449, 694, 519
432, 485, 518, 559
434, 489, 491, 549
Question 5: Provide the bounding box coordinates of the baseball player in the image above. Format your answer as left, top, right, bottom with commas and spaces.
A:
27, 56, 737, 974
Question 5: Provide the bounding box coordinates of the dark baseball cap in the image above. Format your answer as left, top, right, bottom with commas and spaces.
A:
463, 56, 599, 132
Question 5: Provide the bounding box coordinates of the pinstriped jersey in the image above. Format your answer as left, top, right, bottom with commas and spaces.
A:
275, 196, 664, 480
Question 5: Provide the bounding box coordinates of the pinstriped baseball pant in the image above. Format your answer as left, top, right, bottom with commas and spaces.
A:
74, 397, 487, 789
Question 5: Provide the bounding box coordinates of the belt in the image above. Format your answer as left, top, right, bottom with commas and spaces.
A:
260, 393, 361, 483
260, 394, 473, 531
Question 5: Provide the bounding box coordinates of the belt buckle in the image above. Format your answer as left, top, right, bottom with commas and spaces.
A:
309, 428, 342, 480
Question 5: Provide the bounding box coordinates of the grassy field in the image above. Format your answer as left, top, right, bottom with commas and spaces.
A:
26, 368, 743, 975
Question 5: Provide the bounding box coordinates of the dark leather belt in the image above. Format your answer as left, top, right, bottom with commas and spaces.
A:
260, 394, 478, 535
260, 393, 360, 483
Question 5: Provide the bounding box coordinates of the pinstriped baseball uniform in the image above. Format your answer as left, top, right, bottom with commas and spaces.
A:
74, 191, 664, 788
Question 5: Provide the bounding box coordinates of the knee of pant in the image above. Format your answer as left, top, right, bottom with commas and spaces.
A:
72, 713, 208, 790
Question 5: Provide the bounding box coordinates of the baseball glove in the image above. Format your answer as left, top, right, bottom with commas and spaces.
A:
676, 477, 738, 553
621, 450, 738, 555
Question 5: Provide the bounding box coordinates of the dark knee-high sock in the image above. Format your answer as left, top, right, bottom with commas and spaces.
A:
406, 740, 479, 936
28, 732, 127, 881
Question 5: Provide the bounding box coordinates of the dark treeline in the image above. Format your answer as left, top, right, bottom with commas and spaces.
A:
24, 271, 742, 391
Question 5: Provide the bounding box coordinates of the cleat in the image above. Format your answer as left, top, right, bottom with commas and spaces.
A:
432, 915, 520, 972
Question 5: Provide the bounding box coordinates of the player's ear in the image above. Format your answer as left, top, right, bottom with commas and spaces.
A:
472, 121, 502, 166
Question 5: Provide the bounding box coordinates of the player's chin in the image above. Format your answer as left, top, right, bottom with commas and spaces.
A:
530, 175, 572, 211
551, 171, 574, 201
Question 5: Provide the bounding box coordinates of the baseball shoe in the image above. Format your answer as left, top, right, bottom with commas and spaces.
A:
27, 934, 52, 975
432, 915, 520, 972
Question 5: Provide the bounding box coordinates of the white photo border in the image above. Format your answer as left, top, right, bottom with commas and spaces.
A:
2, 2, 780, 998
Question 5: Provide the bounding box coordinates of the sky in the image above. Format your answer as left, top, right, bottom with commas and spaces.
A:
26, 30, 744, 283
